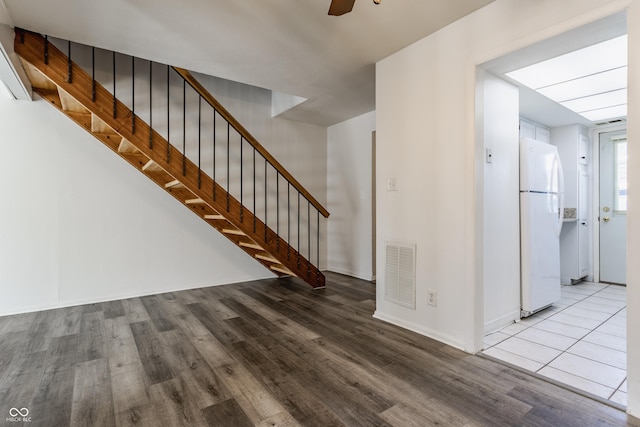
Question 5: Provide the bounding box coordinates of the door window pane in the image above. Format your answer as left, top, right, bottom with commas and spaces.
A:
614, 138, 627, 212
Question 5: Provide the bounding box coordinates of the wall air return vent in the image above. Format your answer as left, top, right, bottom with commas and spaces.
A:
384, 242, 416, 309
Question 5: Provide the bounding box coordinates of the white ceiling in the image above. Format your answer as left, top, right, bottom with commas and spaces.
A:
0, 0, 494, 126
483, 11, 627, 129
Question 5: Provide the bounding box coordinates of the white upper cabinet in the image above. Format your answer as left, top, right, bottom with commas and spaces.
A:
520, 118, 550, 143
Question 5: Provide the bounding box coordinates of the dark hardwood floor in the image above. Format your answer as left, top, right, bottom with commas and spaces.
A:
0, 272, 638, 426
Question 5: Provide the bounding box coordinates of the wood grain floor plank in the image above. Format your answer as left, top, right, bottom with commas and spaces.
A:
229, 340, 346, 427
0, 271, 638, 426
120, 298, 151, 324
140, 295, 176, 332
508, 384, 633, 427
80, 311, 104, 333
186, 303, 243, 346
40, 334, 81, 384
76, 329, 106, 364
104, 317, 142, 376
189, 333, 236, 369
161, 299, 211, 338
0, 350, 47, 409
172, 287, 210, 305
30, 364, 75, 427
111, 365, 161, 427
82, 303, 104, 314
149, 377, 208, 426
70, 358, 116, 427
256, 411, 301, 427
23, 309, 58, 354
239, 288, 349, 338
0, 331, 26, 380
221, 297, 288, 338
158, 329, 233, 409
379, 403, 481, 427
299, 334, 482, 426
202, 398, 254, 427
213, 363, 292, 425
228, 288, 321, 341
246, 329, 313, 376
196, 286, 242, 319
102, 300, 126, 319
384, 355, 534, 426
129, 321, 174, 385
282, 363, 394, 427
0, 311, 37, 335
46, 306, 83, 338
115, 403, 159, 427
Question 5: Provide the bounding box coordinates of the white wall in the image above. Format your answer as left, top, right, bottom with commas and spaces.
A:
45, 38, 329, 270
0, 72, 327, 315
477, 70, 520, 334
193, 72, 329, 269
0, 24, 31, 100
193, 71, 328, 207
375, 0, 635, 373
327, 111, 375, 280
627, 0, 640, 417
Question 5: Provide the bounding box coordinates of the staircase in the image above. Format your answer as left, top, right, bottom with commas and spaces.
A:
14, 29, 328, 288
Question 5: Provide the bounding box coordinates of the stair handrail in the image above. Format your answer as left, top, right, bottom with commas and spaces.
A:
174, 67, 329, 219
15, 29, 327, 286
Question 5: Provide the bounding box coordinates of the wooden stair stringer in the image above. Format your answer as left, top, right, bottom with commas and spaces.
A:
33, 80, 294, 279
14, 29, 325, 288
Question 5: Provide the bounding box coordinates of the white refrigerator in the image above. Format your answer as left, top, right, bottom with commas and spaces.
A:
520, 138, 564, 317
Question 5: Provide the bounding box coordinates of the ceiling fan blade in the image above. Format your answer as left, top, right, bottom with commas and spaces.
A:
328, 0, 356, 16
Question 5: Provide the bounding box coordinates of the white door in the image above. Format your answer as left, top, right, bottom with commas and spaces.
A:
599, 130, 627, 284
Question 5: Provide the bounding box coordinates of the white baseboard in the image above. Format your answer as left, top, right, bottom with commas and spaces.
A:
327, 267, 374, 282
373, 310, 466, 352
484, 310, 520, 335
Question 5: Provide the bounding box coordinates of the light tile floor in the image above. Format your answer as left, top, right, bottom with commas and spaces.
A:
482, 282, 627, 406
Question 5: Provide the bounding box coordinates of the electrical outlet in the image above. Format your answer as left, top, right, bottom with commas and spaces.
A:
427, 289, 437, 307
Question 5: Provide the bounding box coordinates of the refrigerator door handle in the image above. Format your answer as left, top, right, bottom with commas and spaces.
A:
555, 150, 565, 236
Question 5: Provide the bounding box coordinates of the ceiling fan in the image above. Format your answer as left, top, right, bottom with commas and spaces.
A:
328, 0, 380, 16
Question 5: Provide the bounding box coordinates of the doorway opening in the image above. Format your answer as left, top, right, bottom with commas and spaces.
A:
477, 12, 629, 407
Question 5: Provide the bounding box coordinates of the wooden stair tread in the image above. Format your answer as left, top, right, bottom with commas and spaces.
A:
271, 265, 294, 275
19, 58, 57, 91
204, 214, 225, 220
91, 113, 116, 134
164, 179, 184, 189
222, 229, 246, 236
65, 111, 92, 128
118, 139, 139, 154
185, 198, 205, 205
256, 254, 281, 265
239, 242, 263, 251
142, 159, 162, 173
33, 87, 63, 110
58, 88, 89, 113
92, 132, 123, 147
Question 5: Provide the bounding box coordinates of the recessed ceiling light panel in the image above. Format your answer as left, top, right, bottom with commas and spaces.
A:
505, 34, 627, 122
560, 88, 626, 113
579, 104, 627, 122
506, 35, 627, 89
537, 67, 627, 102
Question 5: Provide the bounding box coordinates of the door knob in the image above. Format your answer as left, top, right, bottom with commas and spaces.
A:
603, 216, 611, 222
603, 206, 611, 212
